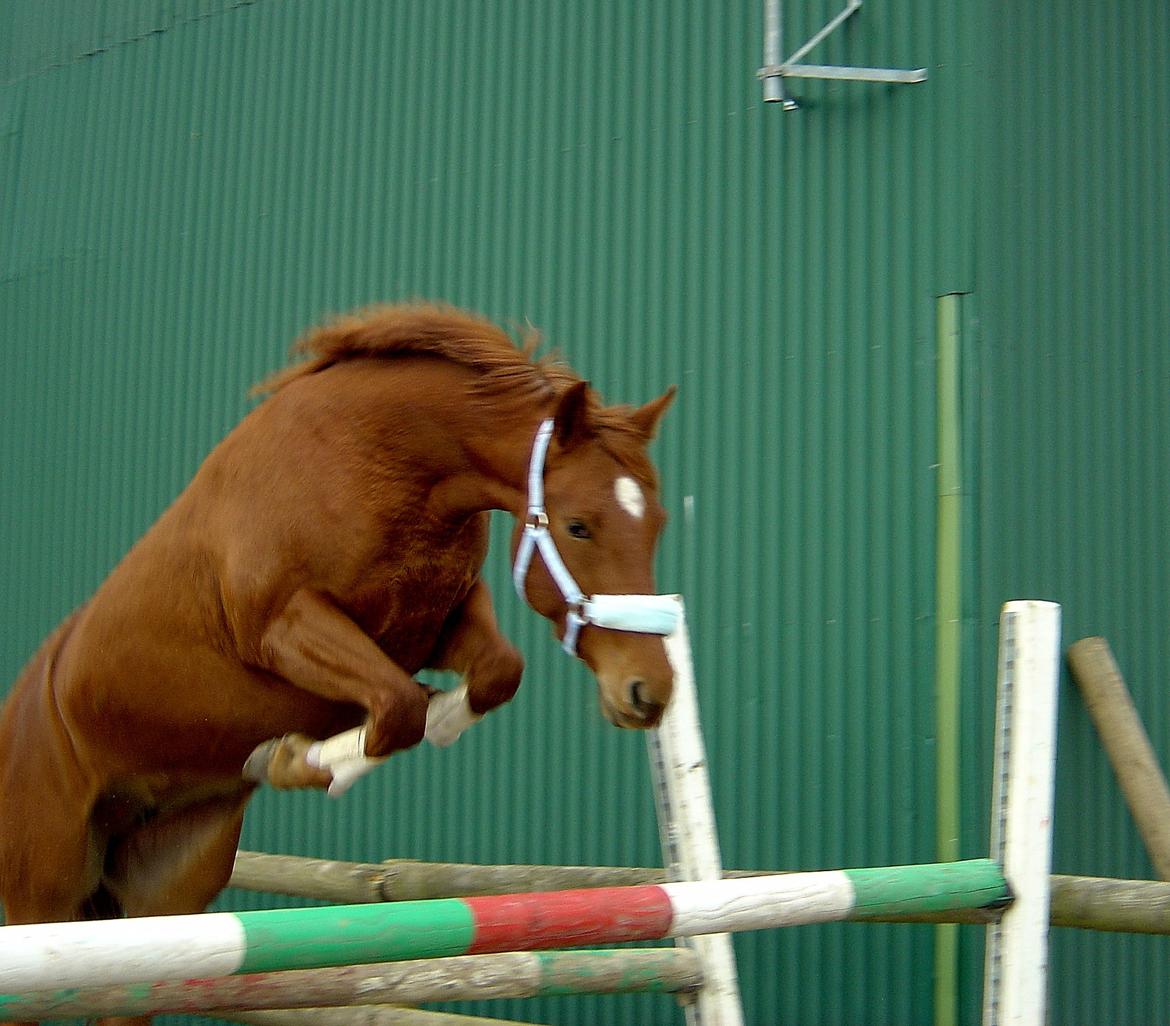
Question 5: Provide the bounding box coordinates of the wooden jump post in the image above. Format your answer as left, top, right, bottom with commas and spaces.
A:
648, 600, 741, 1024
982, 600, 1061, 1026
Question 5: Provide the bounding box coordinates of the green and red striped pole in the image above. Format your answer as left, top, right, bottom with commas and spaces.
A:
0, 859, 1008, 997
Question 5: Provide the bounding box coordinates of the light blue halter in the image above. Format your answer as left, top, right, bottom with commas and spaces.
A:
512, 418, 681, 656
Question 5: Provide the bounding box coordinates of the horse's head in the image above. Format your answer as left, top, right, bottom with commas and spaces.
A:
512, 381, 677, 729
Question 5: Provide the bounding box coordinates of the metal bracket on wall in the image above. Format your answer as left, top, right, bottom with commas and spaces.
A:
759, 0, 927, 110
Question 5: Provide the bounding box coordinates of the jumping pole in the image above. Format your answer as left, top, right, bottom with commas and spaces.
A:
0, 860, 1009, 995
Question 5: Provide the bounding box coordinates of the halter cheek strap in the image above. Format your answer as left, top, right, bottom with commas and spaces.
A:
512, 418, 680, 656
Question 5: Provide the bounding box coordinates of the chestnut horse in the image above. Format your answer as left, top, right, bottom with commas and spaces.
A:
0, 304, 675, 1024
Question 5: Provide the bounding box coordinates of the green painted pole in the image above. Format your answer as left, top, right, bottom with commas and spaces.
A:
934, 293, 965, 1026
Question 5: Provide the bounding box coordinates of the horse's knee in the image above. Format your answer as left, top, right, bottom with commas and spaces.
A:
468, 643, 524, 713
364, 683, 429, 757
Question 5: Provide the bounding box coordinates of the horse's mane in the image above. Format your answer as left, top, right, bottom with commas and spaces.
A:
251, 303, 556, 397
252, 305, 650, 466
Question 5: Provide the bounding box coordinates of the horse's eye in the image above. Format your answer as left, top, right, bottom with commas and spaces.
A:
567, 519, 592, 540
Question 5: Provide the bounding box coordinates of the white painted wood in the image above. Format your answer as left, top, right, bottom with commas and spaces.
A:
648, 597, 746, 1026
982, 600, 1061, 1026
663, 872, 855, 935
0, 912, 246, 990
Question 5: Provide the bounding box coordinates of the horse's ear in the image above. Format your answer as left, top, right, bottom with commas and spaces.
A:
629, 386, 677, 440
553, 381, 595, 449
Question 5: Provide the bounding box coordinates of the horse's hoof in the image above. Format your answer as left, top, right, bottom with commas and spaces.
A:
241, 738, 278, 783
303, 726, 387, 797
242, 734, 334, 791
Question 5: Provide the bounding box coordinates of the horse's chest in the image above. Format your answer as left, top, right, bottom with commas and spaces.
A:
356, 530, 485, 670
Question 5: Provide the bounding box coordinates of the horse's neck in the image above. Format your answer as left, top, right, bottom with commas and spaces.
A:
314, 359, 544, 522
427, 396, 547, 522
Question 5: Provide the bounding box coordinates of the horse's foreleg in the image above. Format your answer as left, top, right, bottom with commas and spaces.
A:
426, 579, 524, 746
257, 588, 430, 759
243, 727, 392, 796
241, 733, 335, 790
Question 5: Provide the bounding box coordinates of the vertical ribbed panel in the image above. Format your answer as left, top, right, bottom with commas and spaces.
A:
2, 2, 1167, 1024
973, 2, 1170, 1024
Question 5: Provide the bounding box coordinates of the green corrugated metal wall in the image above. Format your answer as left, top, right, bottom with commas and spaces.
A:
969, 1, 1170, 1022
1, 1, 1166, 1024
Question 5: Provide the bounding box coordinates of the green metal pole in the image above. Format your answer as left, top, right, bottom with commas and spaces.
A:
934, 293, 964, 1026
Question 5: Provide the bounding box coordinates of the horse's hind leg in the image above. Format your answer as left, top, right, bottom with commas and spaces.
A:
96, 789, 251, 1026
0, 806, 105, 1026
104, 789, 250, 916
1, 867, 104, 1026
0, 623, 105, 932
0, 740, 104, 930
0, 822, 100, 926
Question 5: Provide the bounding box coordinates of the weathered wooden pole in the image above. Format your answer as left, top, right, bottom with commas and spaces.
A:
1049, 874, 1170, 933
1067, 636, 1170, 879
230, 850, 673, 903
231, 850, 1170, 934
221, 1008, 538, 1026
0, 948, 701, 1021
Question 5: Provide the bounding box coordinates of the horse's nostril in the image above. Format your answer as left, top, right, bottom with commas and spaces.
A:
629, 680, 664, 721
630, 680, 648, 711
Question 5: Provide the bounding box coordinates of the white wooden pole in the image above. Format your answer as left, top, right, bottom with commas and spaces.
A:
648, 597, 745, 1026
982, 600, 1061, 1026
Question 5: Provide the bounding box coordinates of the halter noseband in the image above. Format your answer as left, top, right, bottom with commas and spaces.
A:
512, 418, 680, 655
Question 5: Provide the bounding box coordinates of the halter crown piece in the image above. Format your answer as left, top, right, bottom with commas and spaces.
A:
512, 418, 681, 656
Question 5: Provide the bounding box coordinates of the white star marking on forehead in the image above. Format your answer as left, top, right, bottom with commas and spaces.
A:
614, 476, 646, 520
